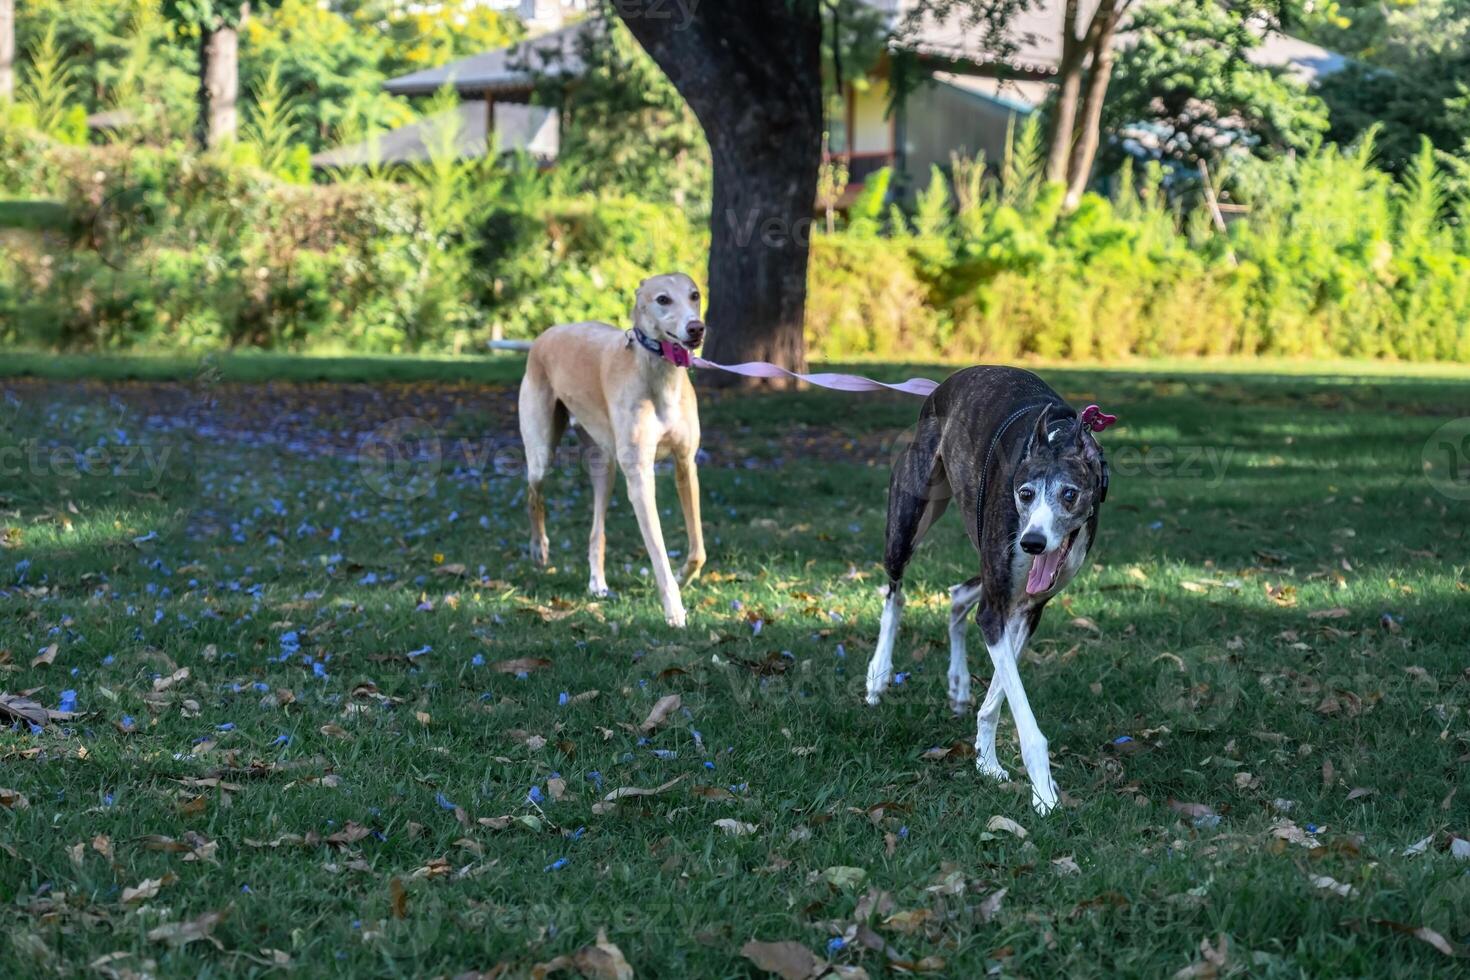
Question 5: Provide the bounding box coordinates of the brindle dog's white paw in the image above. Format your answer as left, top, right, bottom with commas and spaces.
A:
588, 581, 610, 599
864, 669, 891, 706
976, 759, 1010, 783
1031, 781, 1060, 816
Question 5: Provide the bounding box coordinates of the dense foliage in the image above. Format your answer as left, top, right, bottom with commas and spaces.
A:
1304, 0, 1470, 176
3, 115, 1468, 361
10, 0, 522, 153
1102, 0, 1330, 170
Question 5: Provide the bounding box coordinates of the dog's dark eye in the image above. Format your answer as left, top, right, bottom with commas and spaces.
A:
690, 291, 700, 303
656, 295, 672, 306
1062, 487, 1078, 505
1017, 487, 1035, 503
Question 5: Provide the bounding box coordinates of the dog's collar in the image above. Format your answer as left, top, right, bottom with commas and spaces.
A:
631, 328, 693, 369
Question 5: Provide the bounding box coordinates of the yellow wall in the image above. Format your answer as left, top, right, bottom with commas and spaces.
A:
851, 78, 893, 156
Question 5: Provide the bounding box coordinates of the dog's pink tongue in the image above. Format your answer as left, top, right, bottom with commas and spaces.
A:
660, 342, 692, 368
1026, 548, 1065, 595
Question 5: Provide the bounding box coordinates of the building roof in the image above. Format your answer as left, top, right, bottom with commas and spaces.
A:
382, 21, 590, 98
310, 101, 559, 168
888, 0, 1344, 83
379, 2, 1343, 101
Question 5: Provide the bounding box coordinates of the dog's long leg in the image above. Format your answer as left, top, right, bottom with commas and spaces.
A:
980, 607, 1058, 814
973, 672, 1009, 782
517, 369, 567, 566
585, 442, 615, 597
673, 450, 705, 587
620, 453, 686, 628
865, 583, 903, 705
868, 417, 946, 706
947, 576, 984, 714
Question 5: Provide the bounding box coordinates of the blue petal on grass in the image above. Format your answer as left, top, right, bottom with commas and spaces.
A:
435, 792, 457, 810
544, 857, 568, 872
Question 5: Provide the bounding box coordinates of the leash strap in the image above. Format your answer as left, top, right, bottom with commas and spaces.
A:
689, 356, 941, 397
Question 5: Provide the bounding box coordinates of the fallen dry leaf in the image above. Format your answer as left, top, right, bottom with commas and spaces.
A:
1309, 874, 1356, 898
821, 866, 866, 890
122, 873, 177, 904
1402, 835, 1434, 857
883, 909, 933, 934
491, 657, 553, 674
590, 775, 686, 815
978, 887, 1007, 923
986, 815, 1027, 839
638, 693, 682, 735
0, 787, 30, 809
146, 909, 227, 949
919, 741, 976, 762
1307, 607, 1350, 620
740, 939, 824, 980
389, 877, 408, 919
0, 693, 49, 727
714, 818, 758, 837
573, 928, 634, 980
153, 668, 189, 692
1371, 919, 1461, 957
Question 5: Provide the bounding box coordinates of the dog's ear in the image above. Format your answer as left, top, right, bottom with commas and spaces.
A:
1077, 424, 1104, 465
631, 282, 653, 333
1027, 405, 1055, 455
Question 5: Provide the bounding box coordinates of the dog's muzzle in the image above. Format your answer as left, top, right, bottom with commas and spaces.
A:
1019, 532, 1047, 555
685, 321, 705, 347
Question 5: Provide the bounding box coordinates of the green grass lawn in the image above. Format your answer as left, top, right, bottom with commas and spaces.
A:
2, 358, 1469, 978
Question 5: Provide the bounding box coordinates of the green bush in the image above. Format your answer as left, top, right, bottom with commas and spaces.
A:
3, 114, 1470, 363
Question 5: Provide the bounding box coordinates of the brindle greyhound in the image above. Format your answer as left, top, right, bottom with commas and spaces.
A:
864, 366, 1111, 814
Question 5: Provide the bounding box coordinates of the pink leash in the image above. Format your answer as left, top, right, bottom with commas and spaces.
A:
654, 338, 1118, 424
686, 351, 941, 397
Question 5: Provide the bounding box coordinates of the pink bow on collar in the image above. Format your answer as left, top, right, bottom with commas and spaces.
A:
1080, 404, 1117, 432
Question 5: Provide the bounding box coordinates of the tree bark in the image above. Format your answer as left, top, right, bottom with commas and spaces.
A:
1044, 0, 1082, 184
0, 0, 14, 103
615, 0, 823, 380
197, 6, 248, 149
1062, 24, 1118, 211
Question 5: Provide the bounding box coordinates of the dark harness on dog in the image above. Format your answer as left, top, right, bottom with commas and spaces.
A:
974, 403, 1110, 541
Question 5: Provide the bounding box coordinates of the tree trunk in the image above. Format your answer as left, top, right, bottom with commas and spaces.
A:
197, 8, 247, 149
615, 0, 823, 380
1059, 1, 1129, 211
1044, 0, 1082, 184
1062, 29, 1117, 211
0, 0, 14, 103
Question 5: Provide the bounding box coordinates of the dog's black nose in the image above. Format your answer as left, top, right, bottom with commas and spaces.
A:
1019, 532, 1047, 555
686, 321, 705, 345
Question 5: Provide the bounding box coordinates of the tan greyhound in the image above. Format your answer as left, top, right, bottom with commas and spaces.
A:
518, 273, 707, 627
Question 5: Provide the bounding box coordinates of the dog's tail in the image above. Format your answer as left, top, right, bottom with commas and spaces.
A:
486, 340, 533, 352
